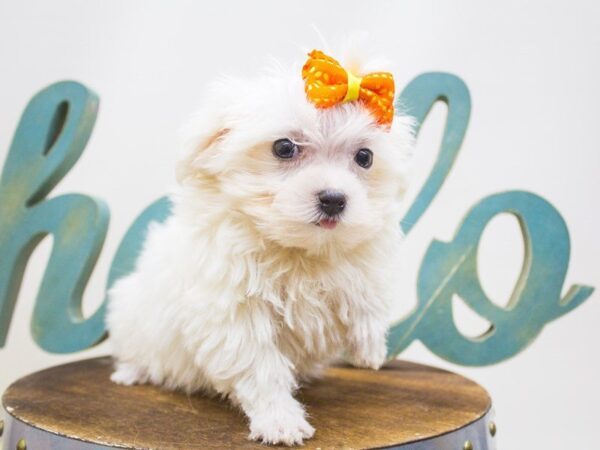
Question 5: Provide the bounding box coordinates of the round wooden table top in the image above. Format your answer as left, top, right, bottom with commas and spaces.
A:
2, 357, 492, 449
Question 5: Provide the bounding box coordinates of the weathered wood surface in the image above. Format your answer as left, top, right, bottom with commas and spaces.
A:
2, 357, 491, 449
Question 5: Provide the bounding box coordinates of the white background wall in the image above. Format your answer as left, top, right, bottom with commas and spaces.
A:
0, 1, 599, 448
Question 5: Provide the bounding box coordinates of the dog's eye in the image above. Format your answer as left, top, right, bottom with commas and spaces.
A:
272, 138, 299, 160
354, 148, 373, 169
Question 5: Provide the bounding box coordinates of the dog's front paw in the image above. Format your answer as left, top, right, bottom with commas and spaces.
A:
248, 402, 315, 446
110, 363, 146, 386
348, 333, 388, 370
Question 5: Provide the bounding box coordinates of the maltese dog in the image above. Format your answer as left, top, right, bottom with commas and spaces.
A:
107, 46, 414, 446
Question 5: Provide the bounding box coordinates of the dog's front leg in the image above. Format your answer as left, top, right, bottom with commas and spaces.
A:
346, 312, 388, 370
230, 343, 315, 446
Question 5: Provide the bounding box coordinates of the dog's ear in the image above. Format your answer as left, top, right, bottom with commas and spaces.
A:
176, 77, 248, 183
176, 115, 231, 183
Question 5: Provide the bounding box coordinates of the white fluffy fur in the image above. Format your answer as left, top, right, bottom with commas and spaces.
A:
107, 51, 414, 446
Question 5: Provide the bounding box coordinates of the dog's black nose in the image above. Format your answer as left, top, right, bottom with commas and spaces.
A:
318, 190, 346, 216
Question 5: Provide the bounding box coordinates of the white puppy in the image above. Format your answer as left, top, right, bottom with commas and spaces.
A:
107, 48, 414, 446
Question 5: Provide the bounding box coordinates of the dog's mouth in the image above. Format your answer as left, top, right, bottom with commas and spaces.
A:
316, 217, 339, 230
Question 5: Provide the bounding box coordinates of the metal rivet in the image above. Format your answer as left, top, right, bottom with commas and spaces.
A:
0, 419, 4, 437
489, 421, 497, 437
463, 440, 473, 450
17, 438, 27, 450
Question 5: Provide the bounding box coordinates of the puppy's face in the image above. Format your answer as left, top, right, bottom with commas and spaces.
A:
179, 67, 413, 254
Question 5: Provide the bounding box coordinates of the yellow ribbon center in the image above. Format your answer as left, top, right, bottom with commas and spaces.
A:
343, 70, 362, 103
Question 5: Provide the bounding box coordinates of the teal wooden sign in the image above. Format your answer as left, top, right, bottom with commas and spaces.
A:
0, 75, 594, 365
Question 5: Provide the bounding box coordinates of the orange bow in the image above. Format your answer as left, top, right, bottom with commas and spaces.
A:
302, 50, 395, 126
